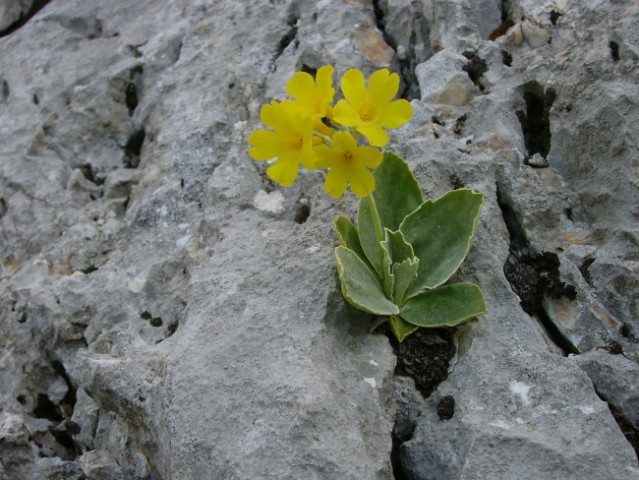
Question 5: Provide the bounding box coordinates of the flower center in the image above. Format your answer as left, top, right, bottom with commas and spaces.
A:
292, 136, 304, 150
358, 103, 376, 122
342, 151, 354, 163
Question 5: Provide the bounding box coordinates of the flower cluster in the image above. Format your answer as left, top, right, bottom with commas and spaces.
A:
248, 66, 412, 198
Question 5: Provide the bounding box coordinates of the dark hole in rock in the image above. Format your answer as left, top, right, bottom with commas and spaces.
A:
431, 116, 444, 126
32, 93, 39, 105
125, 65, 143, 115
150, 317, 163, 327
140, 311, 152, 320
123, 129, 146, 168
391, 417, 414, 480
453, 114, 467, 135
16, 394, 27, 405
516, 82, 555, 159
564, 207, 573, 221
462, 51, 488, 92
501, 49, 513, 67
78, 164, 104, 186
294, 198, 310, 224
579, 256, 595, 285
372, 0, 422, 100
167, 321, 178, 337
499, 0, 511, 23
126, 44, 143, 58
51, 360, 77, 419
550, 10, 562, 25
33, 394, 63, 422
0, 0, 53, 38
80, 265, 98, 274
275, 20, 297, 59
125, 82, 138, 115
50, 423, 80, 457
0, 197, 6, 218
609, 41, 620, 62
1, 80, 8, 102
449, 173, 464, 189
436, 395, 455, 420
17, 309, 27, 323
620, 324, 639, 343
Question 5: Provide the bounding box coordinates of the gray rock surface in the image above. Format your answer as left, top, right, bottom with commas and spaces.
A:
1, 0, 638, 479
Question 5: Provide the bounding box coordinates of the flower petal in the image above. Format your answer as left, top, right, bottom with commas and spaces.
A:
377, 99, 413, 128
332, 100, 359, 126
286, 71, 315, 103
266, 157, 300, 187
260, 101, 296, 132
331, 130, 358, 151
248, 130, 281, 160
348, 167, 375, 197
314, 144, 337, 169
368, 69, 399, 105
357, 123, 389, 147
341, 69, 366, 108
324, 167, 349, 198
356, 146, 383, 169
316, 65, 335, 97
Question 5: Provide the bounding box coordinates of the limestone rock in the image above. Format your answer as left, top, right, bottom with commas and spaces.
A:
1, 0, 638, 478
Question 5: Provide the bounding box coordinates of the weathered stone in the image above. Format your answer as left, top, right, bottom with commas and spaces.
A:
574, 350, 639, 430
1, 0, 639, 478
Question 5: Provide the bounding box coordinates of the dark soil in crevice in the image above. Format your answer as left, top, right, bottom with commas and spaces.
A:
462, 51, 488, 92
496, 182, 578, 355
379, 325, 457, 480
385, 327, 456, 398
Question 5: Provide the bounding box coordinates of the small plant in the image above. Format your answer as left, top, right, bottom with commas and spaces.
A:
249, 66, 486, 341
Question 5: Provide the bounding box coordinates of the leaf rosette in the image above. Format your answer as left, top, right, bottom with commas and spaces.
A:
334, 152, 487, 341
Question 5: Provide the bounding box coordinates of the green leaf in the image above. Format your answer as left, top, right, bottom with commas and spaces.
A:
372, 152, 424, 231
380, 241, 394, 299
399, 282, 487, 328
400, 189, 483, 296
381, 229, 415, 265
357, 196, 384, 277
391, 257, 419, 305
389, 315, 419, 342
380, 229, 419, 304
335, 246, 399, 316
334, 216, 368, 265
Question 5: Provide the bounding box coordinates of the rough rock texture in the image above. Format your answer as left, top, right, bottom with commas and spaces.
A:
1, 0, 638, 479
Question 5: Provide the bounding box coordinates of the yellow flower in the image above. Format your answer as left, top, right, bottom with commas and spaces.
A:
286, 65, 335, 119
248, 101, 318, 186
333, 68, 412, 147
315, 131, 382, 198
